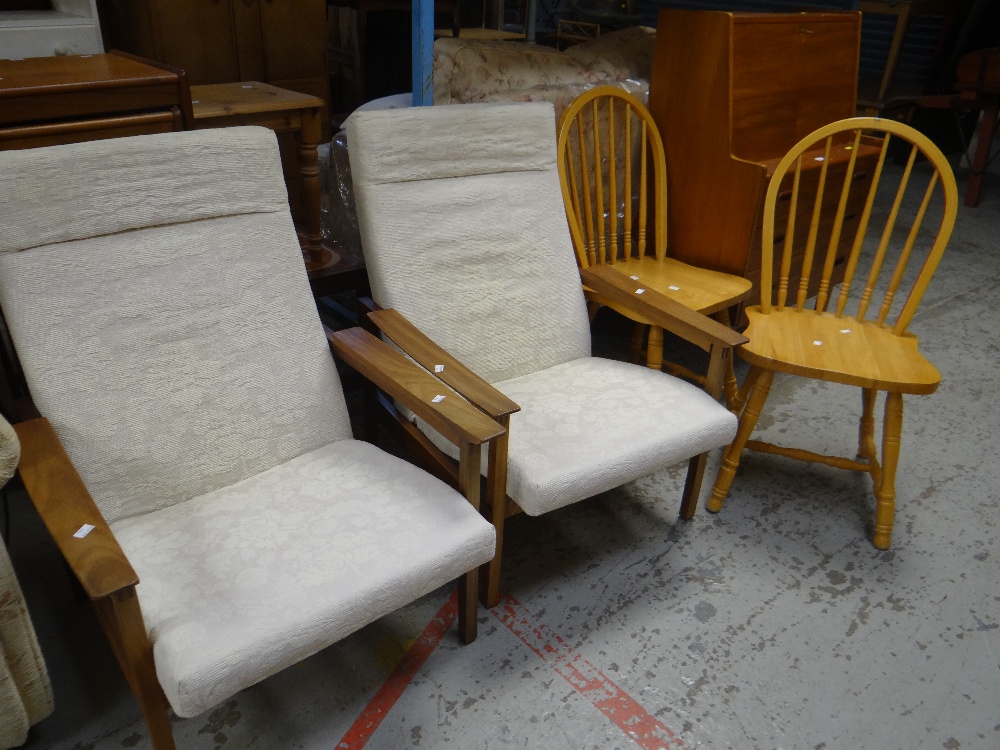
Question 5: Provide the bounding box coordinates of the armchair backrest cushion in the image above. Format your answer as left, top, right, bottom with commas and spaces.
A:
0, 127, 353, 523
348, 102, 591, 384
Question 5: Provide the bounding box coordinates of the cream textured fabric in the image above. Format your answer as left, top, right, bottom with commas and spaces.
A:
0, 130, 352, 523
111, 439, 494, 718
0, 127, 288, 255
0, 127, 496, 721
417, 357, 737, 515
0, 419, 54, 749
348, 102, 591, 383
350, 102, 738, 515
0, 540, 55, 749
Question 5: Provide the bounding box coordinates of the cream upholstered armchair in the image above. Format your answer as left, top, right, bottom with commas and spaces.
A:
0, 416, 54, 749
0, 127, 499, 750
347, 102, 746, 607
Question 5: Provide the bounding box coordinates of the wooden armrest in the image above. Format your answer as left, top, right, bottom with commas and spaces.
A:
367, 308, 520, 420
580, 266, 749, 352
329, 327, 506, 446
13, 418, 138, 601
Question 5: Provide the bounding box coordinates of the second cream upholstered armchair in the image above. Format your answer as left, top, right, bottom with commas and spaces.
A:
347, 102, 746, 607
0, 126, 499, 750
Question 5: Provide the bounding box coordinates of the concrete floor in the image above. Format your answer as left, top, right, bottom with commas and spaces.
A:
6, 167, 999, 750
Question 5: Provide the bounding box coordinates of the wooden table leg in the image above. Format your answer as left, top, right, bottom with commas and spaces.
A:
298, 106, 335, 269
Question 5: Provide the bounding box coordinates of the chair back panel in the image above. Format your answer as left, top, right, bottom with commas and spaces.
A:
557, 86, 667, 269
0, 127, 289, 255
348, 103, 591, 384
0, 129, 353, 524
761, 117, 958, 335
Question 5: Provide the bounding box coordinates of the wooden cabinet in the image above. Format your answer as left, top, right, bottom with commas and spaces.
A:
647, 10, 873, 305
99, 0, 327, 104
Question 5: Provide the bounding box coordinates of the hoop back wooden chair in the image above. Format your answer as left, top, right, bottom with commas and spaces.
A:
348, 101, 744, 607
707, 117, 959, 549
557, 86, 752, 401
0, 127, 499, 749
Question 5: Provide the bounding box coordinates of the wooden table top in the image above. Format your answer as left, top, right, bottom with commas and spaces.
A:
0, 53, 177, 97
190, 82, 324, 120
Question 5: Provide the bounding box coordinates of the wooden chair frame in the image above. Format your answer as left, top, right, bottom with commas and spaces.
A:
705, 116, 959, 549
360, 270, 747, 608
557, 85, 752, 407
8, 318, 503, 750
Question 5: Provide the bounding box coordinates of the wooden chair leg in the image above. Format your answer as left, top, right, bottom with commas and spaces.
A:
481, 426, 509, 609
587, 300, 601, 323
645, 324, 664, 370
629, 321, 646, 364
457, 442, 482, 641
706, 367, 774, 513
457, 568, 478, 644
712, 310, 740, 411
873, 392, 903, 550
859, 387, 878, 463
679, 451, 708, 520
94, 588, 176, 750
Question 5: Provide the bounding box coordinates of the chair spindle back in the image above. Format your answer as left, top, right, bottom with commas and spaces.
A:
558, 86, 667, 269
761, 117, 958, 336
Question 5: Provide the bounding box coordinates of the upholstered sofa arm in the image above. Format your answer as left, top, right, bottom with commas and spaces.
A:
580, 266, 749, 352
366, 308, 520, 421
13, 418, 138, 601
328, 327, 507, 448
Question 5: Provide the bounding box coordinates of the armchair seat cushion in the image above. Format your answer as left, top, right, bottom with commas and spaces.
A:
111, 439, 495, 719
418, 357, 738, 516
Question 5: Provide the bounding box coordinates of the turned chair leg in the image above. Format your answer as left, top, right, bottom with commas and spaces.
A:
646, 324, 664, 370
873, 392, 903, 550
712, 310, 740, 411
858, 387, 878, 462
707, 367, 774, 513
629, 322, 646, 365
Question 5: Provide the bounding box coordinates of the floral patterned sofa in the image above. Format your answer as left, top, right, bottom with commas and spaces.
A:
432, 26, 656, 119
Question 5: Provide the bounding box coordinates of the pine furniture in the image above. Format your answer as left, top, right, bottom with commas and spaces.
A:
706, 117, 958, 550
557, 85, 752, 403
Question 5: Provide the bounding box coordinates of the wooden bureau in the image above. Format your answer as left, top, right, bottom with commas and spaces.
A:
648, 9, 877, 305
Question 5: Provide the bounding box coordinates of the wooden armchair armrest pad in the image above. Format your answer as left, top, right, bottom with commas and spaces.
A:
580, 266, 749, 351
13, 418, 138, 600
367, 308, 520, 419
329, 327, 507, 446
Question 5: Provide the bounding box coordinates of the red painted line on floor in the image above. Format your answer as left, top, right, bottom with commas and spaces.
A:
334, 591, 458, 750
492, 593, 691, 750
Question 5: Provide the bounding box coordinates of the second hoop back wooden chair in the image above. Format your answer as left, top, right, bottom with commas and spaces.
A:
706, 116, 959, 549
557, 86, 752, 402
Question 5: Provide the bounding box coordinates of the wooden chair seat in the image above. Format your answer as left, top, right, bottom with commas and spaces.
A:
585, 255, 755, 321
740, 308, 940, 394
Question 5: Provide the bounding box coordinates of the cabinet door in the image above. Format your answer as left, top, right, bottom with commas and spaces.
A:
230, 0, 266, 81
730, 16, 860, 164
258, 0, 326, 97
149, 0, 241, 84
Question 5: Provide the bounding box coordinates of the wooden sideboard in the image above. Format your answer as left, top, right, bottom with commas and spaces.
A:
97, 0, 327, 107
648, 10, 876, 305
0, 51, 191, 150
